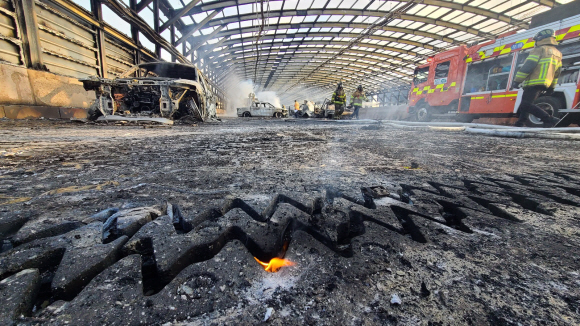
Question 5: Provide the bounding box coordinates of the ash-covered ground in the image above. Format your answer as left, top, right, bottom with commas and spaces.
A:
0, 118, 579, 326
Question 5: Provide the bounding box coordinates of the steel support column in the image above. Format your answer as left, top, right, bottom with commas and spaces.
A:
170, 24, 175, 62
91, 0, 108, 78
153, 0, 160, 57
129, 0, 140, 72
14, 0, 43, 69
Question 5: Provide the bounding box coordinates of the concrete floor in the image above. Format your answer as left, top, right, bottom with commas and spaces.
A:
1, 118, 579, 325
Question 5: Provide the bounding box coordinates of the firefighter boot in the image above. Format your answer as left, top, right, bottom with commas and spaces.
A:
542, 116, 560, 128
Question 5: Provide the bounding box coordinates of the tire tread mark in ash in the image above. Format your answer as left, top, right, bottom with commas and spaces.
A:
1, 172, 577, 319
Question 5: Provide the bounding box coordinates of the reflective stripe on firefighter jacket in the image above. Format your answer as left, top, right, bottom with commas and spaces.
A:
332, 91, 346, 105
514, 37, 562, 89
351, 91, 367, 107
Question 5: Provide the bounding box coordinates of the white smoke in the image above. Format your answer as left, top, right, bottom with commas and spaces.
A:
222, 77, 255, 117
256, 91, 281, 108
222, 77, 285, 116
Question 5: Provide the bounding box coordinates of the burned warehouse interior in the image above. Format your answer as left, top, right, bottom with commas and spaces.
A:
1, 0, 580, 325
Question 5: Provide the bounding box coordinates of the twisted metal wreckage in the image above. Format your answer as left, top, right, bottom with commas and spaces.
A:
80, 62, 218, 123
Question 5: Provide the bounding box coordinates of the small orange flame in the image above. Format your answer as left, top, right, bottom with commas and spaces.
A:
254, 257, 295, 273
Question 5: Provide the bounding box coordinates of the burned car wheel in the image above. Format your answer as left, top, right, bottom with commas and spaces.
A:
273, 112, 282, 118
87, 107, 103, 121
242, 112, 251, 117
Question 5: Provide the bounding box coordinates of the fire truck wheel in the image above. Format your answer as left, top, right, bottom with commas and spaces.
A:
455, 114, 475, 123
528, 96, 562, 127
416, 106, 432, 122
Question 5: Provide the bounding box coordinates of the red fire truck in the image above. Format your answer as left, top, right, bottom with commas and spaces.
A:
408, 14, 580, 126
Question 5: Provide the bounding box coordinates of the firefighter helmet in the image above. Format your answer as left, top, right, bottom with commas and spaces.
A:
534, 29, 556, 42
337, 82, 343, 89
357, 85, 363, 91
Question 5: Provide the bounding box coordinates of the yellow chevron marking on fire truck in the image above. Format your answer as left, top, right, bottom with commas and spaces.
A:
412, 82, 457, 94
523, 41, 536, 49
467, 23, 580, 63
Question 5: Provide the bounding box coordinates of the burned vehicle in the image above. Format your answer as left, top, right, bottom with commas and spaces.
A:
294, 99, 335, 119
237, 93, 288, 118
80, 62, 218, 122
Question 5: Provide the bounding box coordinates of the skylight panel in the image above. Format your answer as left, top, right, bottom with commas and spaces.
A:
338, 0, 357, 9
327, 15, 343, 22
181, 16, 193, 25
275, 16, 290, 24
353, 0, 371, 9
283, 0, 299, 10
269, 1, 284, 10
237, 4, 254, 15
226, 22, 240, 30
415, 5, 438, 17
481, 21, 507, 33
490, 1, 516, 13
467, 0, 490, 7
406, 4, 426, 15
504, 3, 537, 18
454, 33, 477, 42
472, 19, 496, 30
440, 10, 464, 22
419, 24, 439, 32
239, 20, 252, 28
223, 6, 238, 17
406, 22, 425, 30
353, 16, 367, 23
318, 15, 330, 22
192, 12, 209, 24
297, 0, 314, 9
479, 0, 505, 10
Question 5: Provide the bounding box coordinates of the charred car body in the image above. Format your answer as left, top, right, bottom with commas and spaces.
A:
80, 62, 218, 122
237, 93, 288, 118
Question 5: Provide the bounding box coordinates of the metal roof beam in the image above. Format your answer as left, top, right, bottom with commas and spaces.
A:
159, 0, 202, 33
175, 9, 222, 46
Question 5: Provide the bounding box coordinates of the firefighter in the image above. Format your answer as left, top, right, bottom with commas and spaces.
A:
294, 100, 300, 118
513, 29, 562, 128
332, 82, 346, 119
350, 85, 368, 120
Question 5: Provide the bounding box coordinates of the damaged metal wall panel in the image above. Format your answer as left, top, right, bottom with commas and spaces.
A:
104, 37, 135, 77
0, 0, 23, 65
35, 0, 99, 78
